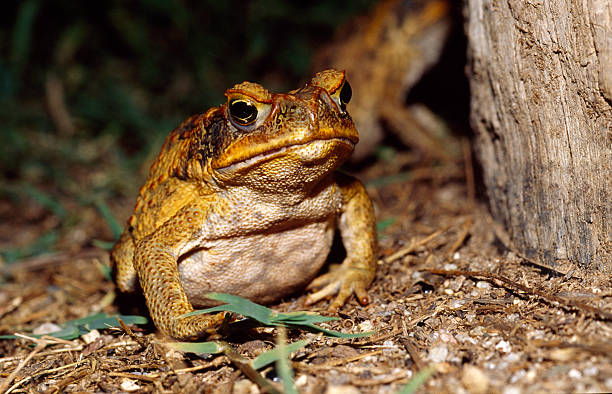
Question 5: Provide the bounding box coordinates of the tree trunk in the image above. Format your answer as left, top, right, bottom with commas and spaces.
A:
465, 0, 611, 270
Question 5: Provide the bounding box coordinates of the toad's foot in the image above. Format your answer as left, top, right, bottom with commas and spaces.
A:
305, 261, 374, 312
165, 311, 229, 340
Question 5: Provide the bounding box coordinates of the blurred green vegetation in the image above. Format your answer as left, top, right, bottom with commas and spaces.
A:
0, 0, 376, 261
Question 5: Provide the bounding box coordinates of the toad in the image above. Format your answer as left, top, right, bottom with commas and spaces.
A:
111, 70, 377, 339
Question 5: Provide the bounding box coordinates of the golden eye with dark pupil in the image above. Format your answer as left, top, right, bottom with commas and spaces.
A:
229, 99, 258, 126
339, 81, 352, 112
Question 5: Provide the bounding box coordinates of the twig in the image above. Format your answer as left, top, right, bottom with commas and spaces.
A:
118, 317, 148, 349
5, 357, 89, 394
529, 339, 612, 356
0, 345, 84, 366
445, 219, 472, 260
352, 371, 411, 386
0, 340, 47, 393
45, 74, 76, 136
424, 269, 612, 321
383, 224, 452, 264
399, 337, 424, 370
108, 371, 158, 383
399, 318, 425, 371
1, 248, 107, 275
222, 343, 281, 394
352, 328, 402, 346
297, 350, 383, 371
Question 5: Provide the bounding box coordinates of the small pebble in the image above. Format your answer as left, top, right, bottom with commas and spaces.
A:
502, 386, 521, 394
358, 320, 374, 332
120, 379, 141, 392
583, 366, 598, 377
325, 385, 361, 394
33, 322, 62, 335
81, 329, 100, 344
476, 281, 491, 289
461, 365, 489, 394
428, 344, 449, 363
495, 340, 511, 353
568, 369, 582, 379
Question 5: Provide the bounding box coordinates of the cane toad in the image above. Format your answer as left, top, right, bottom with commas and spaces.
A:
111, 70, 377, 340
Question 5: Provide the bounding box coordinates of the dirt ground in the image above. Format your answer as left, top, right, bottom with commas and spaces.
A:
1, 153, 612, 393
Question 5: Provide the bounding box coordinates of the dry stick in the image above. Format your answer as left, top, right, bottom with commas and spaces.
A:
0, 345, 83, 366
298, 350, 383, 371
108, 371, 158, 383
398, 337, 424, 371
399, 315, 425, 371
424, 269, 612, 321
352, 328, 402, 346
0, 248, 107, 275
0, 340, 47, 393
118, 318, 148, 349
6, 358, 89, 394
383, 224, 453, 264
352, 371, 411, 387
43, 365, 92, 394
45, 74, 76, 137
444, 219, 472, 261
222, 345, 281, 394
529, 339, 612, 356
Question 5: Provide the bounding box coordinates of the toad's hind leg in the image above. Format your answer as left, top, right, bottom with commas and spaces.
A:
110, 231, 139, 293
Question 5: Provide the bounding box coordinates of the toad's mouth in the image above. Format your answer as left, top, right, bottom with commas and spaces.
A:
214, 137, 355, 173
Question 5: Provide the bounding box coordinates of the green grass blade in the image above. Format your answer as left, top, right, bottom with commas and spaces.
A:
0, 324, 81, 340
11, 0, 40, 85
376, 217, 397, 233
271, 311, 338, 325
182, 293, 373, 338
0, 313, 148, 341
22, 184, 66, 219
276, 328, 298, 394
251, 340, 309, 370
291, 323, 373, 339
94, 199, 123, 241
203, 293, 273, 324
166, 341, 224, 354
92, 239, 116, 251
397, 366, 436, 394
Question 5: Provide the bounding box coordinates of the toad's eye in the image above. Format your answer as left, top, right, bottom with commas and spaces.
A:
229, 99, 258, 126
339, 81, 352, 112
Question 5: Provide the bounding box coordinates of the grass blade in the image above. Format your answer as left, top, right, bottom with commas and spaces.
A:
397, 366, 436, 394
94, 198, 123, 241
183, 293, 272, 324
251, 340, 309, 370
166, 341, 224, 354
276, 327, 298, 394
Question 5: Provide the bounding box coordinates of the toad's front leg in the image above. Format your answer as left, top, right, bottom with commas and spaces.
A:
306, 174, 377, 311
134, 202, 227, 340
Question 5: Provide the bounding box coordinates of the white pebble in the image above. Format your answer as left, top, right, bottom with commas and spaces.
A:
476, 281, 491, 289
495, 340, 511, 353
568, 369, 582, 379
81, 329, 101, 344
502, 386, 521, 394
33, 322, 62, 335
120, 379, 141, 392
428, 344, 449, 363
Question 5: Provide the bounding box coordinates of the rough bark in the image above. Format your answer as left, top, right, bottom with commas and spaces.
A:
465, 0, 611, 270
